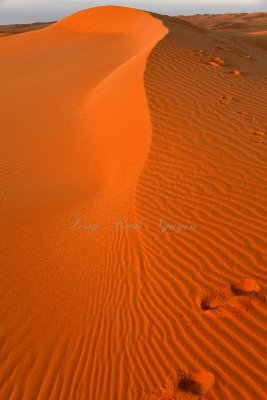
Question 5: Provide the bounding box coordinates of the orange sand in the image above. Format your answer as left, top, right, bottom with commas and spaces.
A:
0, 6, 267, 400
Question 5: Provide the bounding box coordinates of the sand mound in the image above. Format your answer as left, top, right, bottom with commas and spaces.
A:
0, 6, 167, 211
251, 131, 265, 144
56, 6, 160, 37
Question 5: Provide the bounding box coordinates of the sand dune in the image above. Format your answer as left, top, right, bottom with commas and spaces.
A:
0, 6, 267, 400
0, 22, 54, 36
177, 12, 267, 33
178, 12, 267, 51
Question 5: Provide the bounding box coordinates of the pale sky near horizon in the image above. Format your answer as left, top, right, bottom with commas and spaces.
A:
0, 0, 266, 24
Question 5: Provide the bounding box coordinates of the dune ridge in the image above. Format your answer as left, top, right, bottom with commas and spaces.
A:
1, 6, 267, 400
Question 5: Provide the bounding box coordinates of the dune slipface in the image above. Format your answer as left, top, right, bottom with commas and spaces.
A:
1, 6, 267, 400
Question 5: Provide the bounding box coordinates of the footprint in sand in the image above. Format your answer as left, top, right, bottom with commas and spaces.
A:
201, 279, 261, 313
237, 111, 256, 121
220, 96, 233, 105
206, 61, 221, 67
201, 287, 231, 311
179, 371, 215, 395
206, 56, 225, 68
251, 131, 265, 144
213, 56, 224, 64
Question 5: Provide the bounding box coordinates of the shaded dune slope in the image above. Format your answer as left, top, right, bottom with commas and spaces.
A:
178, 12, 267, 51
0, 6, 267, 400
138, 13, 267, 399
177, 12, 267, 33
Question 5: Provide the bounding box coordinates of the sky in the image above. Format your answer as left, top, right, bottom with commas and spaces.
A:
0, 0, 266, 24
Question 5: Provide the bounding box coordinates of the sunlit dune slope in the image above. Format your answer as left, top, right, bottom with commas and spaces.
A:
0, 6, 167, 400
0, 6, 167, 216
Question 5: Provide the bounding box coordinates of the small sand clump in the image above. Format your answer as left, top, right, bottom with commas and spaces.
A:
231, 279, 260, 296
230, 70, 241, 77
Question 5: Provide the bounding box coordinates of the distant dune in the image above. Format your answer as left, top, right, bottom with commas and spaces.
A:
0, 22, 54, 36
0, 6, 266, 400
178, 12, 267, 50
177, 12, 267, 33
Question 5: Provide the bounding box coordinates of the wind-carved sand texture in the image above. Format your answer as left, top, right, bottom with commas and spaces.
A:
0, 6, 267, 400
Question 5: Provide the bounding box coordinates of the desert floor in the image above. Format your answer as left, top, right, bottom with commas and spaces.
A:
0, 7, 266, 400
